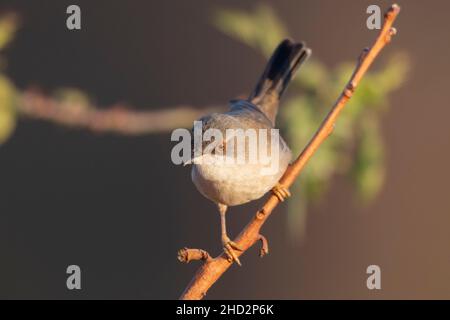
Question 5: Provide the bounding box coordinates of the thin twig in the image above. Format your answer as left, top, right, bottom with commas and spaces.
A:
178, 4, 400, 300
16, 90, 219, 134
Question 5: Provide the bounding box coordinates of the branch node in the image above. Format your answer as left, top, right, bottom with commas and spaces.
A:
385, 3, 400, 19
256, 209, 266, 220
343, 82, 355, 99
390, 27, 397, 36
360, 48, 370, 62
257, 234, 269, 257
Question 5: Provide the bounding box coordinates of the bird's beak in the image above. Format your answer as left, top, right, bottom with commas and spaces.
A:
183, 155, 204, 166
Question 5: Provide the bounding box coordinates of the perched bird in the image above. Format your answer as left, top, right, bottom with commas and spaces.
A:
186, 39, 311, 265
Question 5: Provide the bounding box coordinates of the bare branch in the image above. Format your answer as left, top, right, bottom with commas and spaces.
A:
178, 4, 401, 300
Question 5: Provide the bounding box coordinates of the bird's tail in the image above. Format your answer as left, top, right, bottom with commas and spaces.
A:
249, 39, 311, 124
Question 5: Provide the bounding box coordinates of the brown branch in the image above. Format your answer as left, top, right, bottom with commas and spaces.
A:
178, 4, 401, 300
16, 90, 220, 135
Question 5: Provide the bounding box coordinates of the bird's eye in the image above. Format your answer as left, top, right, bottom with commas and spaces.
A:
216, 141, 226, 154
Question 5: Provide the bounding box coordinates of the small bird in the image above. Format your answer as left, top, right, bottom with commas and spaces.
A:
187, 39, 311, 265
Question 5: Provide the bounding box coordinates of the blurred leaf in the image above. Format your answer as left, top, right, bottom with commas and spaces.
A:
0, 74, 17, 144
286, 184, 308, 243
281, 96, 317, 153
293, 59, 329, 93
373, 52, 410, 97
213, 4, 287, 57
0, 13, 19, 51
351, 116, 385, 202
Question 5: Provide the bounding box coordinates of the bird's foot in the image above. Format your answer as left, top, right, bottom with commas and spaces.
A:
222, 235, 243, 266
272, 182, 291, 202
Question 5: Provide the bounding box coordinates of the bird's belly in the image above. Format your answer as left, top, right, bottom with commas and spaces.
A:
191, 155, 289, 206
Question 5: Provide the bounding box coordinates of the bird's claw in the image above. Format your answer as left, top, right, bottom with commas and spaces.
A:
272, 183, 291, 202
222, 237, 243, 266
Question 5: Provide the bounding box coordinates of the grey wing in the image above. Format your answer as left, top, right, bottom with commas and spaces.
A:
227, 99, 292, 165
226, 99, 274, 129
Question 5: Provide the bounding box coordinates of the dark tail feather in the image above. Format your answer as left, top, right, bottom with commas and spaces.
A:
249, 39, 311, 124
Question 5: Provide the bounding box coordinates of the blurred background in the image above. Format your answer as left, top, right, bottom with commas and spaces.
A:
0, 0, 449, 299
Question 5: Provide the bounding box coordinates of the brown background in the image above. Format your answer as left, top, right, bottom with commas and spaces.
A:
0, 0, 449, 299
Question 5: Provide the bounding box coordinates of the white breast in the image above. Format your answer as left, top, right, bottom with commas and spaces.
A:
191, 152, 290, 206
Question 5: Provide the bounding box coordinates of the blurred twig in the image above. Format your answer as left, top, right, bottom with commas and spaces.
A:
179, 4, 400, 300
17, 90, 219, 134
